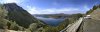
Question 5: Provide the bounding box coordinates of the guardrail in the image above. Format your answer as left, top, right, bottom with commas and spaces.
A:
60, 17, 83, 32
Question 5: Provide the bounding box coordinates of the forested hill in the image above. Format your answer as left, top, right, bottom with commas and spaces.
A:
3, 3, 44, 28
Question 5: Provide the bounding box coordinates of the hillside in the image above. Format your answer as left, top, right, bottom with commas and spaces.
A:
77, 5, 100, 32
0, 3, 45, 32
2, 3, 44, 28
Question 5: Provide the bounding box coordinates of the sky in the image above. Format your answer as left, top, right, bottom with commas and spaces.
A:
0, 0, 100, 14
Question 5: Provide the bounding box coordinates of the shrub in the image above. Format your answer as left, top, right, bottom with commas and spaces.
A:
0, 4, 8, 29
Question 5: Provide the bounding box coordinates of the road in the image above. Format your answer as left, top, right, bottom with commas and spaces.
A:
60, 17, 83, 32
0, 29, 28, 32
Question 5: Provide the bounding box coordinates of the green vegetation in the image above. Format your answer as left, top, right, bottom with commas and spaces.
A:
0, 4, 8, 29
38, 13, 83, 32
0, 4, 26, 31
44, 20, 69, 32
0, 3, 83, 32
3, 3, 42, 28
68, 13, 83, 24
0, 3, 43, 32
86, 5, 98, 14
8, 21, 25, 31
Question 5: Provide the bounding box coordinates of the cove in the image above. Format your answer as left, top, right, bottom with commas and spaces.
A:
35, 17, 64, 26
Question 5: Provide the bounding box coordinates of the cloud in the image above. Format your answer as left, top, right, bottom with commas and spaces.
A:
26, 6, 42, 14
0, 0, 24, 4
27, 6, 83, 14
81, 4, 90, 14
0, 0, 87, 14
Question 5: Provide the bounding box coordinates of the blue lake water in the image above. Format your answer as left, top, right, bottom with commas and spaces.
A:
35, 17, 64, 26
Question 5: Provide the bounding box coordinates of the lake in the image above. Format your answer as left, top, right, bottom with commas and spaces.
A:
35, 17, 64, 26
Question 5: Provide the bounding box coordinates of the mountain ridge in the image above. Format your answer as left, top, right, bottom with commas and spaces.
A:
2, 3, 43, 28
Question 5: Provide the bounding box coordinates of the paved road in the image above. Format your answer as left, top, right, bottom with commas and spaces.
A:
60, 17, 83, 32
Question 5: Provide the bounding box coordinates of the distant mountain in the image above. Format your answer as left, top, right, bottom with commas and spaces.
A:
2, 3, 43, 28
33, 14, 70, 19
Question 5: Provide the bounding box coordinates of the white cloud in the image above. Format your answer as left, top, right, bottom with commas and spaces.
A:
0, 0, 24, 4
0, 0, 85, 14
81, 5, 90, 13
26, 6, 41, 14
27, 6, 82, 14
